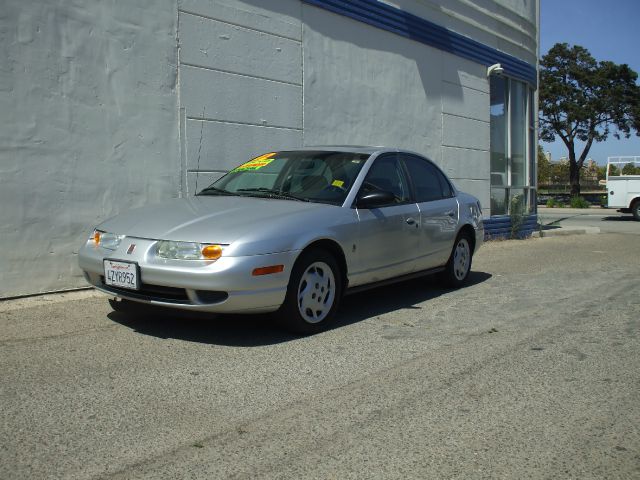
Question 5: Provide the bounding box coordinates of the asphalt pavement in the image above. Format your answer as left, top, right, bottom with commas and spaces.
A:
537, 206, 640, 236
1, 232, 639, 479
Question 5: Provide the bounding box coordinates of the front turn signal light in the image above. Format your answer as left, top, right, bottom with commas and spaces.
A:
201, 244, 223, 260
92, 230, 102, 244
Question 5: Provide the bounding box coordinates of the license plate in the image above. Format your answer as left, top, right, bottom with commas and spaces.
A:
104, 260, 140, 290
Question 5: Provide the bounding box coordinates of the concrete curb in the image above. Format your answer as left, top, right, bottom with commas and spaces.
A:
532, 226, 601, 238
0, 288, 101, 312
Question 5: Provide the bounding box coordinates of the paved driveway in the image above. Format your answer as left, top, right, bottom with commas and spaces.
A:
538, 206, 640, 235
1, 233, 639, 479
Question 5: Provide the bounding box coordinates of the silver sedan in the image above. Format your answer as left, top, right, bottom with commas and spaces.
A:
78, 147, 483, 333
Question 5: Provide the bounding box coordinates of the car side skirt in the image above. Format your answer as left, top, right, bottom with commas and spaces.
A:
344, 266, 445, 296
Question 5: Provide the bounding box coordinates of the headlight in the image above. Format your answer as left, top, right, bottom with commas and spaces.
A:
91, 230, 125, 250
156, 241, 224, 260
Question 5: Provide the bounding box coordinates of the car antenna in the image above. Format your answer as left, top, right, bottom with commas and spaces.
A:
195, 106, 205, 194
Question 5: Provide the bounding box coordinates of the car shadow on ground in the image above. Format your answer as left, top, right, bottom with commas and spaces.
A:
108, 271, 491, 347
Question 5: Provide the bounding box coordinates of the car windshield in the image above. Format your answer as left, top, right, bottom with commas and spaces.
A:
199, 151, 370, 205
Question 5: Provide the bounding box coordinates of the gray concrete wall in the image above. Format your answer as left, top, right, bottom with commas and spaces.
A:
1, 0, 536, 297
301, 4, 491, 215
177, 0, 303, 193
178, 0, 537, 210
382, 0, 538, 65
0, 0, 180, 298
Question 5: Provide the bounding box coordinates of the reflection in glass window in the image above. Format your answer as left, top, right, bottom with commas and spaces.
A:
528, 88, 538, 206
490, 76, 508, 188
511, 81, 527, 189
489, 77, 537, 216
510, 188, 525, 215
490, 188, 508, 216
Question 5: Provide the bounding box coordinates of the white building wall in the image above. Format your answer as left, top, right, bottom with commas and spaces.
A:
382, 0, 537, 65
0, 0, 180, 298
302, 4, 492, 214
177, 0, 304, 192
0, 0, 537, 297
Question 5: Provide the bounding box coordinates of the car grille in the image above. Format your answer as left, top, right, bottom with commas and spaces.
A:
100, 277, 190, 303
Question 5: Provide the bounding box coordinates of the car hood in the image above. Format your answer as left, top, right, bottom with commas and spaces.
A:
97, 196, 343, 254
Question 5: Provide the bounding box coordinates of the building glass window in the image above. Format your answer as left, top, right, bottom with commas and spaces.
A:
510, 81, 527, 190
489, 76, 537, 216
490, 76, 508, 215
528, 87, 537, 211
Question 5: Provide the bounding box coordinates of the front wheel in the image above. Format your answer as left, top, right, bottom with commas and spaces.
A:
277, 249, 342, 334
440, 233, 473, 288
632, 201, 640, 221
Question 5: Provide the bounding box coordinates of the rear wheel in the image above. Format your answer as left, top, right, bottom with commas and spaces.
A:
440, 232, 473, 288
632, 200, 640, 221
277, 249, 342, 334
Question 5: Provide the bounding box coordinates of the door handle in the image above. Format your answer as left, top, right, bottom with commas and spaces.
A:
406, 217, 416, 225
444, 210, 456, 217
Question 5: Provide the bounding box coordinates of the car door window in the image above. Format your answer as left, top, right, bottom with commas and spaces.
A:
402, 154, 451, 202
361, 154, 411, 204
434, 167, 454, 198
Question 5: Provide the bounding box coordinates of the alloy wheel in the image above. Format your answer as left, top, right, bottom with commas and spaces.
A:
297, 261, 336, 324
453, 238, 471, 281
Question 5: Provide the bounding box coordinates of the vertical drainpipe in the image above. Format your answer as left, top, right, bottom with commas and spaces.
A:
176, 1, 187, 198
300, 1, 305, 147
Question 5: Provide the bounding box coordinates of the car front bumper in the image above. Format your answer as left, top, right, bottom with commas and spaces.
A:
78, 238, 299, 313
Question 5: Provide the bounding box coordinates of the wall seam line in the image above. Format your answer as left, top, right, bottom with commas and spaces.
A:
179, 9, 302, 42
186, 116, 303, 131
441, 144, 489, 152
442, 112, 490, 123
180, 62, 302, 87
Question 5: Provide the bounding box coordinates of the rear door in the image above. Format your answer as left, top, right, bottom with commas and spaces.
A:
400, 154, 459, 269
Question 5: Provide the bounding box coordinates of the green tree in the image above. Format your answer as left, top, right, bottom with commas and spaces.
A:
537, 145, 552, 186
539, 43, 640, 195
551, 160, 569, 185
621, 163, 640, 175
608, 164, 620, 176
580, 160, 599, 187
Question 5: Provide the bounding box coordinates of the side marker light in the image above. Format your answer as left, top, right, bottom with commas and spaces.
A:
252, 265, 285, 276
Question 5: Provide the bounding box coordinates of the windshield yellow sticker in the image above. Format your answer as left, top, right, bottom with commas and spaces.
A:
332, 180, 345, 187
232, 153, 276, 172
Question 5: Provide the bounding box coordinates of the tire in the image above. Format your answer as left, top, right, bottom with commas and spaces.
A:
440, 232, 473, 288
277, 249, 342, 334
632, 201, 640, 221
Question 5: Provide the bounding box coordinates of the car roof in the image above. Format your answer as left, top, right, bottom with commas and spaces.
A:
286, 146, 424, 156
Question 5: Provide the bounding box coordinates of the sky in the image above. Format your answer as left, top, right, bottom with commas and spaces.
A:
539, 0, 640, 164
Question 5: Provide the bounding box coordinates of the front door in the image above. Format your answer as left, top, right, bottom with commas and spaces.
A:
353, 154, 420, 284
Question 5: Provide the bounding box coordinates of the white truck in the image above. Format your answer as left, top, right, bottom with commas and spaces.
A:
606, 156, 640, 220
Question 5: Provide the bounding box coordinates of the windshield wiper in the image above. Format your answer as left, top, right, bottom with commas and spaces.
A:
197, 186, 237, 196
236, 188, 310, 202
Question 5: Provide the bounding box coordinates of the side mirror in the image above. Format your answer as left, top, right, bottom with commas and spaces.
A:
356, 190, 395, 208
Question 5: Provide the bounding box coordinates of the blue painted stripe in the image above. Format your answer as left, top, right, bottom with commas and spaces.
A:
484, 214, 538, 239
302, 0, 537, 87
